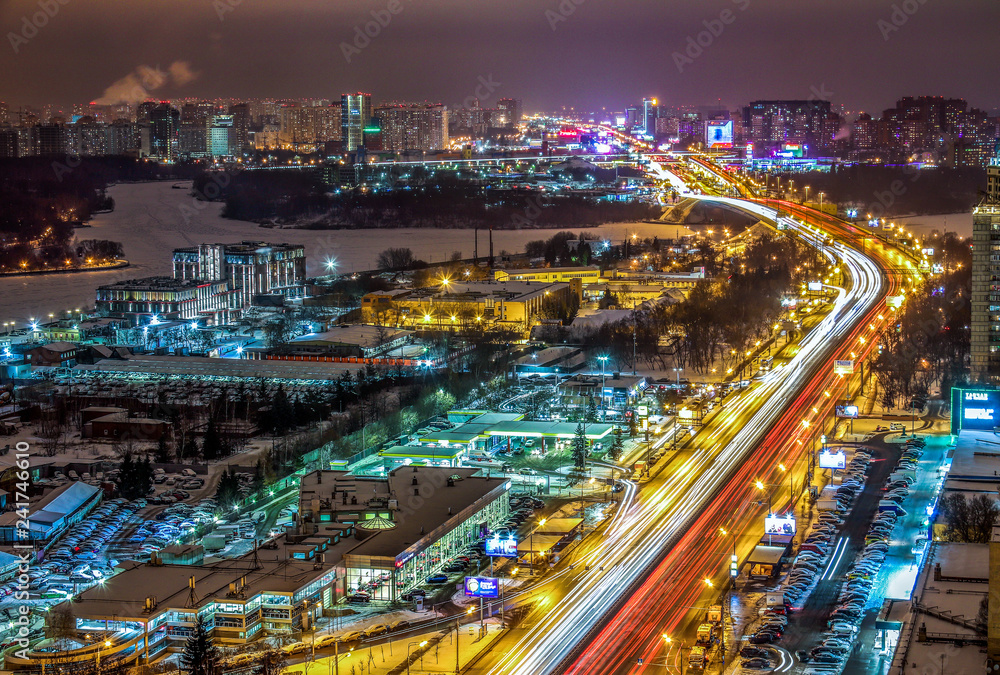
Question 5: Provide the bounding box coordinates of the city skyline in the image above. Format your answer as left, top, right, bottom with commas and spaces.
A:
1, 0, 999, 114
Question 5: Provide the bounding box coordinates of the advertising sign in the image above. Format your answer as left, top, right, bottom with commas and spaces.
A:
835, 404, 859, 419
807, 281, 823, 292
834, 360, 855, 375
764, 514, 796, 536
705, 120, 734, 149
819, 450, 847, 470
484, 535, 518, 557
636, 405, 649, 418
464, 576, 499, 598
952, 388, 1000, 434
921, 248, 935, 256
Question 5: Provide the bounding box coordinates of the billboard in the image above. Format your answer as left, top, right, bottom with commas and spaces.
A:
834, 360, 854, 375
764, 514, 796, 536
808, 281, 823, 292
952, 388, 1000, 434
835, 404, 859, 419
819, 450, 847, 470
484, 535, 518, 557
464, 577, 499, 598
705, 120, 734, 149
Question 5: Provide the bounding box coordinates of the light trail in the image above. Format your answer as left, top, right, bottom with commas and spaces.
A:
479, 196, 892, 675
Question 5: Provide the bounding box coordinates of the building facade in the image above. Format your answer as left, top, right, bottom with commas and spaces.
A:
374, 103, 449, 152
172, 241, 306, 311
95, 277, 232, 325
341, 92, 372, 152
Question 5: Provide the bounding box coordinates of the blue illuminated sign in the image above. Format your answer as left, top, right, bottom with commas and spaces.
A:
484, 535, 518, 557
464, 577, 499, 598
952, 388, 1000, 434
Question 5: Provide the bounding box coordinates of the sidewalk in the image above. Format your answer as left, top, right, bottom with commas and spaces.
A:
284, 619, 505, 675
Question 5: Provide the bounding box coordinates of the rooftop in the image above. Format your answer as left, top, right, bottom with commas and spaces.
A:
289, 325, 413, 348
74, 354, 366, 383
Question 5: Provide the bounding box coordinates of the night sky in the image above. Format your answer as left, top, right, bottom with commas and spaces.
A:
2, 0, 998, 115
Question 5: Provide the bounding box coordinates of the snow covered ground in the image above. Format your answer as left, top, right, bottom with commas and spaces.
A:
0, 181, 694, 325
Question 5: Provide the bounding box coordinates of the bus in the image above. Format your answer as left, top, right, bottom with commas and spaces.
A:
759, 356, 774, 372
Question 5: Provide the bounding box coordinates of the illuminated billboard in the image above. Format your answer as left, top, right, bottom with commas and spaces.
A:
952, 388, 1000, 434
464, 577, 499, 598
764, 514, 796, 536
834, 360, 854, 375
705, 120, 734, 149
808, 281, 823, 292
835, 405, 859, 419
484, 535, 518, 557
819, 450, 847, 470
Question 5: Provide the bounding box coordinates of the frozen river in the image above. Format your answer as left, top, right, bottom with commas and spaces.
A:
0, 181, 695, 325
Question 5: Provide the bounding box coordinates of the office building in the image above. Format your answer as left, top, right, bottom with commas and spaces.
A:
34, 123, 67, 155
341, 92, 372, 151
207, 114, 235, 156
95, 277, 232, 325
374, 102, 449, 152
642, 98, 658, 136
178, 124, 207, 157
172, 241, 306, 310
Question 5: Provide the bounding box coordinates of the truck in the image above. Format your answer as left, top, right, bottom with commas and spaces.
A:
766, 592, 786, 614
878, 500, 907, 515
203, 534, 227, 551
632, 460, 647, 476
688, 645, 707, 670
817, 498, 842, 512
695, 623, 716, 646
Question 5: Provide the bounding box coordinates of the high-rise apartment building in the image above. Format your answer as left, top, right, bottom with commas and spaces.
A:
971, 149, 1000, 380
146, 103, 180, 160
741, 100, 839, 155
497, 98, 522, 127
374, 103, 448, 152
341, 92, 372, 152
228, 103, 251, 151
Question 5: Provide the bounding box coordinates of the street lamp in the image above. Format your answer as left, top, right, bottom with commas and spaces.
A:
597, 355, 609, 422
754, 479, 772, 514
96, 639, 112, 671
778, 463, 793, 505
407, 640, 429, 675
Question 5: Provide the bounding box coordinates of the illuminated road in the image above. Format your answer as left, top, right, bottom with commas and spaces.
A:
468, 192, 917, 674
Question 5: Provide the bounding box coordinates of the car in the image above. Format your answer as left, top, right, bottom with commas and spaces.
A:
740, 646, 769, 659
389, 620, 411, 632
315, 635, 341, 649
748, 632, 775, 644
340, 630, 364, 642
442, 563, 465, 573
346, 594, 371, 604
426, 574, 449, 584
742, 657, 772, 669
364, 624, 389, 638
282, 642, 310, 655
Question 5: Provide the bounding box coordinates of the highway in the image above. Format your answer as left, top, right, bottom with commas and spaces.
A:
467, 187, 915, 673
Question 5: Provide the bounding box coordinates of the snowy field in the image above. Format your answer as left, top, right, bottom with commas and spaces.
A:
0, 181, 695, 325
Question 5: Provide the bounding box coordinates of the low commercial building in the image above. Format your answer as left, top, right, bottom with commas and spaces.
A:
494, 266, 600, 284
558, 373, 648, 409
26, 467, 509, 667
298, 467, 510, 602
278, 325, 414, 358
81, 406, 170, 441
361, 280, 578, 331
25, 341, 78, 368
0, 481, 101, 543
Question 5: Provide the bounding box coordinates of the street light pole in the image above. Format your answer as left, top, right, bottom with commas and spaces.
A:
598, 356, 609, 423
